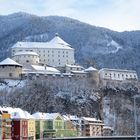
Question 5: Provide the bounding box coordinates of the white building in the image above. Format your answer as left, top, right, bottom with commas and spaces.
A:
99, 68, 138, 81
11, 33, 75, 67
65, 64, 84, 73
12, 51, 39, 66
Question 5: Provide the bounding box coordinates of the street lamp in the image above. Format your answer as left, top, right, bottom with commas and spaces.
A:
133, 95, 140, 140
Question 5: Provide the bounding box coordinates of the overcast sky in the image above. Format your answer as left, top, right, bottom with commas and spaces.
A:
0, 0, 140, 31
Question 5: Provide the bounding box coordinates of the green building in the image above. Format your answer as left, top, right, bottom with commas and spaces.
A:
32, 112, 46, 139
43, 113, 64, 138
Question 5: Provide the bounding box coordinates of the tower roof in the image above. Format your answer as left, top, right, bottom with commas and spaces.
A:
0, 58, 22, 67
49, 33, 70, 46
85, 66, 97, 71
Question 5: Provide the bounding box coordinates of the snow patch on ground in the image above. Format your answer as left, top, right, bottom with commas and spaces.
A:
0, 79, 26, 91
107, 40, 122, 53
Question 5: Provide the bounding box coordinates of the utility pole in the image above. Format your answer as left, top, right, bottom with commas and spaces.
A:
134, 96, 137, 140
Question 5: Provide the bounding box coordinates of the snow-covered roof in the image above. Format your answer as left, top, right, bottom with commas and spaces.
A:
85, 66, 98, 71
0, 58, 22, 67
63, 115, 80, 121
10, 108, 27, 119
66, 64, 84, 68
45, 113, 62, 120
103, 126, 113, 130
32, 112, 62, 120
49, 33, 70, 46
99, 68, 137, 73
0, 107, 29, 119
24, 111, 35, 119
32, 112, 46, 120
71, 71, 87, 74
63, 115, 70, 121
12, 34, 73, 50
31, 65, 60, 73
82, 117, 103, 123
14, 51, 39, 56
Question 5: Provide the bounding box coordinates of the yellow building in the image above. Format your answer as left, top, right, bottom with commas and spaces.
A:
1, 111, 12, 140
24, 111, 36, 140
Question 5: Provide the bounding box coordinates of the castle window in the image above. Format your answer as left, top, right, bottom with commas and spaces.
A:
118, 74, 120, 77
26, 60, 29, 63
9, 73, 12, 77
